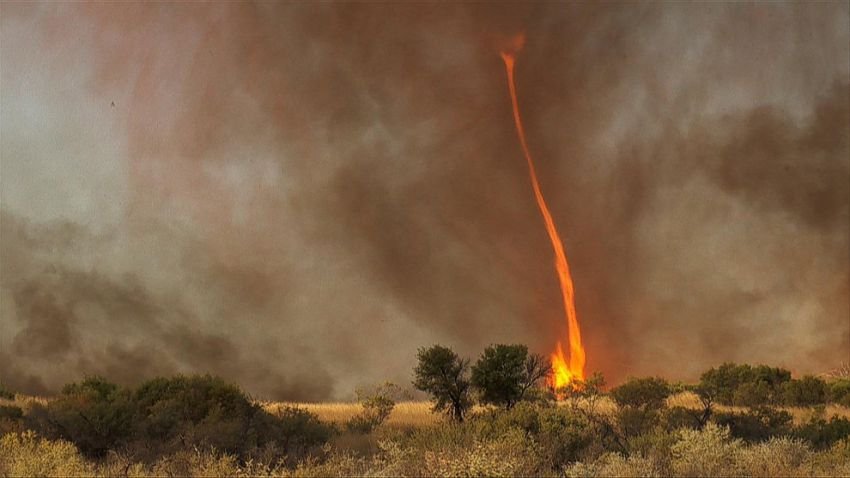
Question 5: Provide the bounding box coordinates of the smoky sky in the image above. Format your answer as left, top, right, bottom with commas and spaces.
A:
1, 3, 848, 399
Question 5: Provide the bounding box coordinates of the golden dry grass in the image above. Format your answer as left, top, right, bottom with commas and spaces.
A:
263, 392, 850, 428
7, 392, 850, 427
263, 401, 439, 427
667, 391, 850, 424
0, 395, 48, 412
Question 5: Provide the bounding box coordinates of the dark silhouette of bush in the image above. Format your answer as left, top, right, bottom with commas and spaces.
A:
793, 415, 850, 449
713, 406, 792, 443
471, 344, 551, 410
0, 405, 24, 436
0, 405, 23, 420
413, 345, 473, 422
610, 377, 670, 411
661, 406, 701, 431
829, 379, 850, 407
0, 383, 14, 400
272, 405, 334, 462
45, 376, 135, 458
782, 375, 829, 406
610, 377, 670, 437
131, 375, 257, 453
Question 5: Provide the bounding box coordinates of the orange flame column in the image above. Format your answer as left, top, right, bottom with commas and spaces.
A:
500, 36, 586, 388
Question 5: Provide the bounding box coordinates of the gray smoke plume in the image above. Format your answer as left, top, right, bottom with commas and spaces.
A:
1, 3, 847, 399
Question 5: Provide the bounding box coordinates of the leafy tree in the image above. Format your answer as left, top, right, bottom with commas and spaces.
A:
413, 345, 473, 422
471, 344, 551, 409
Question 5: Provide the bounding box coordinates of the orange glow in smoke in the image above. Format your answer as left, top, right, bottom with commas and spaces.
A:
500, 34, 586, 389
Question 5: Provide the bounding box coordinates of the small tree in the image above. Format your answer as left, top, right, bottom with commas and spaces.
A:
346, 382, 411, 433
413, 345, 473, 422
471, 344, 551, 409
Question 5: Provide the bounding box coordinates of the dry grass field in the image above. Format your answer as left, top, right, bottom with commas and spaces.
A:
261, 392, 850, 427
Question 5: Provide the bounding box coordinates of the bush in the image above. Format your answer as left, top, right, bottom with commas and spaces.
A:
565, 452, 662, 478
661, 406, 701, 432
0, 431, 92, 477
699, 363, 790, 406
794, 416, 850, 450
616, 407, 661, 438
0, 405, 23, 420
735, 437, 812, 477
131, 374, 260, 458
346, 382, 408, 433
670, 423, 742, 477
713, 406, 792, 443
782, 376, 829, 406
828, 379, 850, 407
474, 401, 594, 469
45, 376, 134, 458
610, 377, 670, 411
274, 405, 334, 461
0, 383, 14, 400
31, 374, 333, 464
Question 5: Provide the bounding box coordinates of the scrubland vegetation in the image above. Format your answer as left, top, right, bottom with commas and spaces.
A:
1, 349, 849, 477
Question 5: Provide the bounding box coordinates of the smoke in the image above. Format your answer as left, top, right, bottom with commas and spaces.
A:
1, 3, 847, 398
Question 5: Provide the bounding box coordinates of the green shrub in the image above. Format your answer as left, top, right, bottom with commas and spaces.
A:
828, 379, 850, 407
713, 406, 792, 443
782, 376, 829, 406
274, 405, 334, 462
626, 429, 677, 474
475, 402, 594, 469
45, 376, 134, 458
610, 377, 670, 411
699, 363, 790, 406
794, 416, 850, 450
32, 374, 333, 464
661, 406, 701, 431
616, 407, 661, 438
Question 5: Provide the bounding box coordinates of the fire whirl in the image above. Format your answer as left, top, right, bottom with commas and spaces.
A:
500, 34, 586, 389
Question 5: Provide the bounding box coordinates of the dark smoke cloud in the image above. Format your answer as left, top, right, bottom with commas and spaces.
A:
1, 3, 847, 398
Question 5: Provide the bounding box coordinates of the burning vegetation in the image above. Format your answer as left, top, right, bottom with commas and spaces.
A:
500, 33, 586, 387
